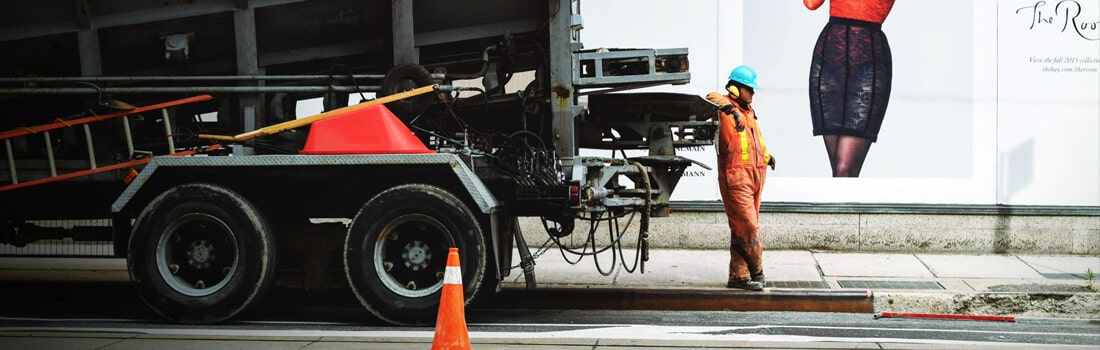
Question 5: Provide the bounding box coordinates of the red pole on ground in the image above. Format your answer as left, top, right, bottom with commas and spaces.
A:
876, 312, 1016, 322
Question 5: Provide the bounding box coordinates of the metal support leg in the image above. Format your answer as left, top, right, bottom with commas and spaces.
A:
43, 131, 57, 177
121, 116, 135, 157
83, 124, 96, 169
161, 108, 175, 153
513, 218, 538, 290
4, 139, 16, 184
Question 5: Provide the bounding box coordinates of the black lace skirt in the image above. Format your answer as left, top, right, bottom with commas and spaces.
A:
809, 16, 892, 142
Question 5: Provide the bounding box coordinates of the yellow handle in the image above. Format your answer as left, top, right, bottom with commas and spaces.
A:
199, 84, 438, 142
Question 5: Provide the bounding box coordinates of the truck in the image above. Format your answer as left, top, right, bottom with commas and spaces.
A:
0, 0, 717, 325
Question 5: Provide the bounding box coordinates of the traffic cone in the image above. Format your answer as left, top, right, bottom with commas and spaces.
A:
431, 248, 470, 350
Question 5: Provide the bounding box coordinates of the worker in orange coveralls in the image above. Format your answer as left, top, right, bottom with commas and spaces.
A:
706, 65, 774, 291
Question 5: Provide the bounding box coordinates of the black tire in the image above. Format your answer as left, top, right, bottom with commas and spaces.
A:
344, 184, 487, 325
128, 183, 277, 324
379, 63, 435, 121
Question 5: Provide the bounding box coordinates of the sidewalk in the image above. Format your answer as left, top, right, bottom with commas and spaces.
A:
2, 249, 1097, 319
501, 249, 1100, 319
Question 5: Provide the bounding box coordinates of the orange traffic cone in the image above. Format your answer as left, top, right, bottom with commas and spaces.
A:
431, 248, 470, 350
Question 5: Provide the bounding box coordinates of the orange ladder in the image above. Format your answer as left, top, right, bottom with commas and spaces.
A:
0, 95, 213, 192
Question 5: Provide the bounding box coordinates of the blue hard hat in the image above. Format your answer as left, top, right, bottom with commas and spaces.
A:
727, 65, 759, 89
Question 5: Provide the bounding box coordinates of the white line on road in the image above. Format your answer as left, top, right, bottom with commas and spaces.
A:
1, 321, 1096, 347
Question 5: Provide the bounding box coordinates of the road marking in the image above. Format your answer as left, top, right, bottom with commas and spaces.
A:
1, 320, 1096, 346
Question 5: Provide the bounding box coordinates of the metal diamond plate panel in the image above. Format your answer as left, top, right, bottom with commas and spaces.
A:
112, 153, 498, 213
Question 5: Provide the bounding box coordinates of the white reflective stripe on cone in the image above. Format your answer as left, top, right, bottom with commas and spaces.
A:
443, 266, 462, 285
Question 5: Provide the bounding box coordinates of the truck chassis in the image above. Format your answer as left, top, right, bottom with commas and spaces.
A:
1, 0, 718, 324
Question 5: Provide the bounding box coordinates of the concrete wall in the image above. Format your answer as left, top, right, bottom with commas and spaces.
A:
518, 212, 1100, 255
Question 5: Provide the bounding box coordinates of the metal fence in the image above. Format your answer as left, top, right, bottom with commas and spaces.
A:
0, 219, 114, 257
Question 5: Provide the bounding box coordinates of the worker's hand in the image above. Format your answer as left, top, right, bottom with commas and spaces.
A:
720, 104, 735, 114
768, 156, 776, 170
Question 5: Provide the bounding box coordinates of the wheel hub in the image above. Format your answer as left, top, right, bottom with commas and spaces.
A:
187, 239, 215, 269
373, 213, 451, 298
402, 241, 432, 271
156, 213, 239, 297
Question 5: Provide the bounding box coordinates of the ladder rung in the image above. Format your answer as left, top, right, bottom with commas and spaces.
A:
0, 95, 213, 191
0, 95, 212, 141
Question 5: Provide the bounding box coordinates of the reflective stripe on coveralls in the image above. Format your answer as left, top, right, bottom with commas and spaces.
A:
740, 131, 749, 162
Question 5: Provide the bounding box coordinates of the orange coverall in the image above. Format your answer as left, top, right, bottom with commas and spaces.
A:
706, 92, 772, 283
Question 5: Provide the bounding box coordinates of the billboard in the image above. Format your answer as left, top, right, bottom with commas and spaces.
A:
580, 0, 1099, 206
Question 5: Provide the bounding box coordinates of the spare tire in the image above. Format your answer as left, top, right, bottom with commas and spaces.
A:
379, 63, 435, 122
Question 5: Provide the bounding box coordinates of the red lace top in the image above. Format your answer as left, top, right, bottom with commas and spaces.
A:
804, 0, 895, 24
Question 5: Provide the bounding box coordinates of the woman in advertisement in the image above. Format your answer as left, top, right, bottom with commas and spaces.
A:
805, 0, 895, 177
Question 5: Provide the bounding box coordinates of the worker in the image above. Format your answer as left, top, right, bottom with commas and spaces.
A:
804, 0, 895, 177
706, 65, 775, 291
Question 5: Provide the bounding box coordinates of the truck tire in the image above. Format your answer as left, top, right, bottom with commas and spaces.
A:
128, 183, 277, 324
379, 63, 435, 122
344, 184, 487, 325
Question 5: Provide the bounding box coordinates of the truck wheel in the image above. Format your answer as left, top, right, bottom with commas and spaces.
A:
128, 183, 276, 324
344, 184, 486, 325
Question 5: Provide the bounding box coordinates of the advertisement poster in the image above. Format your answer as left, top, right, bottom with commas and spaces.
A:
581, 0, 1099, 206
997, 0, 1099, 205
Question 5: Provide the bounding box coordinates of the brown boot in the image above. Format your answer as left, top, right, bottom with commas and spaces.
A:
751, 272, 766, 284
726, 280, 764, 291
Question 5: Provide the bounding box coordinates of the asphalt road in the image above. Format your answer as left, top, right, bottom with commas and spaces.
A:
0, 282, 1097, 349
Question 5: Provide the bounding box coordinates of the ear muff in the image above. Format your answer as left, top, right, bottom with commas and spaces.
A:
727, 84, 740, 98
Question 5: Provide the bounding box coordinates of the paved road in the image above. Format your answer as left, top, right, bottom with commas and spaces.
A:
0, 282, 1097, 349
2, 310, 1098, 349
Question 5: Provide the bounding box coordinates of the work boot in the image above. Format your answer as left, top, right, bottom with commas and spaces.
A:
751, 272, 766, 284
726, 280, 764, 291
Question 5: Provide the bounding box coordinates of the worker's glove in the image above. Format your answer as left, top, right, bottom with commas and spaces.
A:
720, 104, 735, 114
768, 156, 776, 170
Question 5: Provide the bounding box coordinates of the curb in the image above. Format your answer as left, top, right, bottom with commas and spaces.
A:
874, 291, 1100, 320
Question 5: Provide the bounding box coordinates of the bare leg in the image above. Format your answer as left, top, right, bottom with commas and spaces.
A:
832, 135, 872, 177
